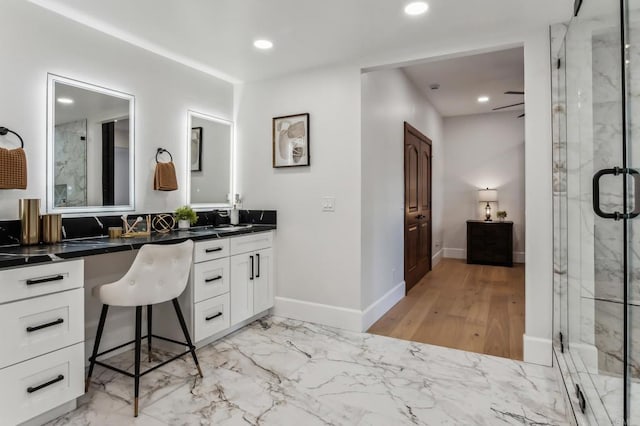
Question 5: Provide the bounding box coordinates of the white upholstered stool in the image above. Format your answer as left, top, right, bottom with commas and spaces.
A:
85, 240, 203, 417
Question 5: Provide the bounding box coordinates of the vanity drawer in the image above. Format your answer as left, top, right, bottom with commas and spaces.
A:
0, 288, 84, 369
0, 342, 84, 425
0, 259, 84, 304
193, 239, 230, 263
230, 232, 272, 256
193, 293, 230, 342
193, 258, 230, 303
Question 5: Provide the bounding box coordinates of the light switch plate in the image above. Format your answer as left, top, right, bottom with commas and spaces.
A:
322, 197, 335, 212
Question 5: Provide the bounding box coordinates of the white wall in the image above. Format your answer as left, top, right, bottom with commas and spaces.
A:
0, 0, 233, 219
235, 66, 363, 329
523, 29, 554, 366
442, 111, 525, 259
360, 68, 444, 311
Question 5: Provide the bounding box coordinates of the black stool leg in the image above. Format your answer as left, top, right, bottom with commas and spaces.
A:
147, 305, 152, 362
134, 306, 142, 417
86, 304, 109, 392
172, 298, 203, 378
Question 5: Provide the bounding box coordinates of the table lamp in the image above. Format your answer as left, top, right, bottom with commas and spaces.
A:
478, 188, 498, 221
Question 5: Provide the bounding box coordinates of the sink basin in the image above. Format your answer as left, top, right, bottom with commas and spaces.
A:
214, 224, 252, 231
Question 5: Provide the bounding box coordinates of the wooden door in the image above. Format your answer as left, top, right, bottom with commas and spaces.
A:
404, 122, 432, 293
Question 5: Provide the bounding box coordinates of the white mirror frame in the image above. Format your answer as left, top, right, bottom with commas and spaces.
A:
46, 74, 135, 215
186, 110, 234, 210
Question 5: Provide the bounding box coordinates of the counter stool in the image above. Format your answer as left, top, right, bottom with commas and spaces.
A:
85, 240, 202, 417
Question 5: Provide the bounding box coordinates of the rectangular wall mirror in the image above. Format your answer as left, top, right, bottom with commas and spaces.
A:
47, 74, 135, 214
187, 110, 233, 208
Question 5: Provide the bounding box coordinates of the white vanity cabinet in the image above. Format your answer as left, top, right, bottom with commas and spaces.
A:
157, 230, 274, 347
0, 259, 85, 426
230, 247, 273, 325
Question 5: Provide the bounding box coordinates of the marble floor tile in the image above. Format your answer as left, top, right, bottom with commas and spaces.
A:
49, 317, 569, 425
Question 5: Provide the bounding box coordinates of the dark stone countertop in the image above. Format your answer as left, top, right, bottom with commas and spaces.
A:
0, 224, 276, 270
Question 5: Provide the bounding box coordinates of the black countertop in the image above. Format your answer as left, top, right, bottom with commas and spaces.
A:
0, 224, 276, 269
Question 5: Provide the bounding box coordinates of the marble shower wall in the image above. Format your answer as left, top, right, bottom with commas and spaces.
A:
591, 30, 640, 379
556, 14, 640, 381
54, 119, 87, 207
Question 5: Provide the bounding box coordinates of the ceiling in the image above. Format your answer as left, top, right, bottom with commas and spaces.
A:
402, 47, 524, 117
28, 0, 572, 83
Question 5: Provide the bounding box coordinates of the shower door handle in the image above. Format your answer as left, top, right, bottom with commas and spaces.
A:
629, 168, 640, 219
592, 167, 640, 220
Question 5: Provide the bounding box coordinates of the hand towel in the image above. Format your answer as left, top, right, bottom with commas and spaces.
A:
154, 161, 178, 191
0, 147, 27, 189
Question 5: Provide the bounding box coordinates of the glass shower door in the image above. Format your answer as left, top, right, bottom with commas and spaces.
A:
557, 0, 629, 424
625, 1, 640, 423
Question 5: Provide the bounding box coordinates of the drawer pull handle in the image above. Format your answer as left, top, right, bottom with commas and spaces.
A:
205, 247, 223, 253
205, 312, 223, 321
26, 275, 64, 286
205, 275, 223, 283
26, 318, 64, 333
27, 374, 64, 393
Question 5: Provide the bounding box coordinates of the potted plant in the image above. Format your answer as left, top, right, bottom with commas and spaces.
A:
496, 211, 507, 222
175, 205, 198, 230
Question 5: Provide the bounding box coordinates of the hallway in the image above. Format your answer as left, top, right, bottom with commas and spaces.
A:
368, 258, 525, 360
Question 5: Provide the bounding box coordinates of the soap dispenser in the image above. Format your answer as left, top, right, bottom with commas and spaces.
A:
230, 204, 239, 225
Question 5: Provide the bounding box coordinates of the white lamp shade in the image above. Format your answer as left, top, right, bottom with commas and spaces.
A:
478, 188, 498, 202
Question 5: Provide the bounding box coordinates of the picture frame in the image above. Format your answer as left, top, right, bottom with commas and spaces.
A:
191, 126, 202, 171
272, 113, 310, 168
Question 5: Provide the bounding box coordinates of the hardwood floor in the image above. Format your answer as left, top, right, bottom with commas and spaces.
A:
367, 258, 525, 360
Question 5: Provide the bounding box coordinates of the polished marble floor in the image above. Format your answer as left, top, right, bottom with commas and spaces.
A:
47, 317, 569, 425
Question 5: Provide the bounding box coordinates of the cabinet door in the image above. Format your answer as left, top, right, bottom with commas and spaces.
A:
230, 253, 254, 326
253, 248, 274, 314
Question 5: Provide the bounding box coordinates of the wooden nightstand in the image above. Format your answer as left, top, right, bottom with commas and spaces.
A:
466, 220, 513, 267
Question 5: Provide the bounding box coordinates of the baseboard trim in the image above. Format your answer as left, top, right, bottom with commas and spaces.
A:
432, 249, 443, 267
523, 334, 553, 366
443, 248, 465, 259
274, 282, 406, 333
443, 248, 525, 264
273, 297, 362, 332
361, 281, 405, 331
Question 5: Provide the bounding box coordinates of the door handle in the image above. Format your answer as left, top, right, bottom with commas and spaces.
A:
593, 167, 640, 220
249, 255, 254, 280
256, 253, 260, 278
416, 214, 426, 219
26, 275, 64, 286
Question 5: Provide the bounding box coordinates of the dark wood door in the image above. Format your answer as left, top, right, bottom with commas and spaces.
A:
404, 122, 432, 293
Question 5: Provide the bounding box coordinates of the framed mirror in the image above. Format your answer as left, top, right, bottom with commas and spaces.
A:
47, 74, 135, 214
187, 111, 233, 208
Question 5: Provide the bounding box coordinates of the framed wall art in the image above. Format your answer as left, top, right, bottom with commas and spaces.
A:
272, 113, 310, 168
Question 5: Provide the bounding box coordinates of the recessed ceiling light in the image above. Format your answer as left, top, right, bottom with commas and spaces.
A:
404, 2, 429, 16
477, 96, 490, 103
57, 97, 74, 104
253, 39, 273, 50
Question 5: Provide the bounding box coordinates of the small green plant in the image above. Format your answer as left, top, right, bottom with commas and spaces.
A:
497, 211, 507, 219
175, 205, 198, 225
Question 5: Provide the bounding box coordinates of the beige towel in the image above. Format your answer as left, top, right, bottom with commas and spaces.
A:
154, 161, 178, 191
0, 147, 27, 189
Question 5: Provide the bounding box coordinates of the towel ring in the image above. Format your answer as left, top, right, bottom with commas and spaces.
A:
0, 127, 24, 148
156, 148, 173, 163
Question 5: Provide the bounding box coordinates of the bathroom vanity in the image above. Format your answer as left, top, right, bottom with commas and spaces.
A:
0, 224, 275, 425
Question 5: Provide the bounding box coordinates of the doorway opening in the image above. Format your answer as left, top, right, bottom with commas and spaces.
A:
365, 46, 526, 361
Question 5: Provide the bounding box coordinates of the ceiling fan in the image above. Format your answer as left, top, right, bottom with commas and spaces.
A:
492, 91, 525, 118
